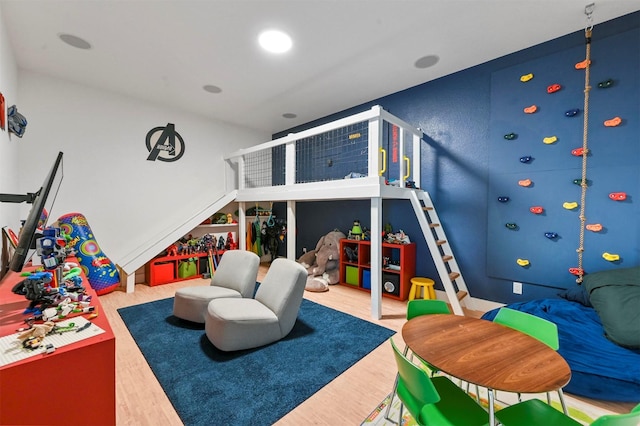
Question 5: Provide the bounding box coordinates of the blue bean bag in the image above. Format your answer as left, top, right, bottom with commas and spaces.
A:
482, 297, 640, 402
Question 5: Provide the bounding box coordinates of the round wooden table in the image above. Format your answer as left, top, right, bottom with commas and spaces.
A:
402, 314, 571, 425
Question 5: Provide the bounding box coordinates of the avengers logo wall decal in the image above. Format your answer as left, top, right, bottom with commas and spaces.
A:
146, 123, 185, 162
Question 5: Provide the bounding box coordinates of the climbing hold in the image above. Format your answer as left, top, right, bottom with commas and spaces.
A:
563, 202, 579, 210
520, 156, 533, 163
575, 59, 591, 69
604, 116, 622, 127
543, 136, 558, 144
571, 147, 587, 156
573, 178, 585, 186
505, 223, 518, 230
597, 79, 614, 88
547, 84, 561, 93
569, 267, 584, 276
523, 105, 538, 114
609, 192, 627, 201
498, 196, 510, 203
518, 179, 532, 187
504, 132, 517, 140
520, 73, 534, 82
565, 108, 580, 117
516, 258, 530, 266
544, 232, 558, 239
602, 252, 620, 262
529, 206, 544, 214
586, 224, 603, 232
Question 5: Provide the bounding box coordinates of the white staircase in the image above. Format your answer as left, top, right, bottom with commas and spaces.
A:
409, 190, 472, 315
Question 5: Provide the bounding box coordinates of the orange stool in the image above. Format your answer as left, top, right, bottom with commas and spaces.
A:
409, 277, 436, 301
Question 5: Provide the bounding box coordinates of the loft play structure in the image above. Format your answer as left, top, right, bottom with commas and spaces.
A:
118, 106, 476, 318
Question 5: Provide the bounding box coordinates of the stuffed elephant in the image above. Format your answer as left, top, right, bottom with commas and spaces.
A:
297, 229, 346, 292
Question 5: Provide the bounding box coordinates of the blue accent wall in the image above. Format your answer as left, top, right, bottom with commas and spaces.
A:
276, 12, 640, 304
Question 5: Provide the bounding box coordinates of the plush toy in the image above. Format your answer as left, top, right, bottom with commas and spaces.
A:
297, 229, 346, 292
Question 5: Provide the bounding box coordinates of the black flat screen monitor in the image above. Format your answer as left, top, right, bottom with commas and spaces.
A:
1, 151, 64, 273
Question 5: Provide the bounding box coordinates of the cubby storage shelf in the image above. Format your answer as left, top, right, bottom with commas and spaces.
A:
339, 238, 416, 301
145, 251, 225, 286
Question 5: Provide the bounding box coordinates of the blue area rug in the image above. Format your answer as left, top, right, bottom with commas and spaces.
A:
118, 297, 395, 425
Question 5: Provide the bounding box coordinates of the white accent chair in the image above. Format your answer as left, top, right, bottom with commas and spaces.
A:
172, 250, 260, 323
204, 258, 308, 351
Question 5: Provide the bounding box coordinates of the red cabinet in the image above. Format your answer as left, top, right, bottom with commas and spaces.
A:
339, 239, 416, 301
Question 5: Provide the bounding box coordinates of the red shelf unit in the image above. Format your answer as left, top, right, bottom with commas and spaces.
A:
146, 252, 224, 286
339, 239, 416, 301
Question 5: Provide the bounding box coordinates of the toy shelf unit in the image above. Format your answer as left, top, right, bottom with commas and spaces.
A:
339, 239, 416, 301
145, 252, 215, 286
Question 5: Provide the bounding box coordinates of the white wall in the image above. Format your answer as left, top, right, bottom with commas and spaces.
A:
16, 70, 266, 269
0, 5, 20, 235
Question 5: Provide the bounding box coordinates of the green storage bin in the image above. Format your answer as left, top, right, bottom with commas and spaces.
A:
345, 266, 359, 286
178, 259, 198, 279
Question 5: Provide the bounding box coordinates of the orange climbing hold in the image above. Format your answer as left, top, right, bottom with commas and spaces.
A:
604, 116, 622, 127
575, 59, 591, 69
523, 105, 538, 114
586, 224, 603, 232
518, 179, 532, 187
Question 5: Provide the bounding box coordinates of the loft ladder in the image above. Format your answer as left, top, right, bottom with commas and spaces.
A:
409, 190, 472, 316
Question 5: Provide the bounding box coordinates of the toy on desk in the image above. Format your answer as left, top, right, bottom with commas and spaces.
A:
36, 227, 67, 270
12, 272, 58, 314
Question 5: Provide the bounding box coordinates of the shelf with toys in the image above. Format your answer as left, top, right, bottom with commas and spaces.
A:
339, 235, 416, 301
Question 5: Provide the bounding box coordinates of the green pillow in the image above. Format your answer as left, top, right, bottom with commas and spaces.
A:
583, 267, 640, 349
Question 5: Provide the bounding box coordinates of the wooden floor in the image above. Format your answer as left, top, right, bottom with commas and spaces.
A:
100, 264, 636, 425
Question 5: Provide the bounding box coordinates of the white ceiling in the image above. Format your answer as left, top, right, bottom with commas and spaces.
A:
1, 0, 638, 134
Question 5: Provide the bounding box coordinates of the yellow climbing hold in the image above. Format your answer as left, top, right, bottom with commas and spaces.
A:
520, 73, 534, 82
602, 252, 620, 262
516, 258, 530, 266
563, 202, 579, 210
543, 136, 558, 144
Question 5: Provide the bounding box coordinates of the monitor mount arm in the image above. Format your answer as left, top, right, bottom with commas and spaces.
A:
0, 191, 39, 204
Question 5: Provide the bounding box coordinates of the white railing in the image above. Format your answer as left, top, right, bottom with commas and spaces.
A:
225, 105, 423, 192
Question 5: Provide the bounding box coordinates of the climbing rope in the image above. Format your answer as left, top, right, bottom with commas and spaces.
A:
576, 4, 594, 284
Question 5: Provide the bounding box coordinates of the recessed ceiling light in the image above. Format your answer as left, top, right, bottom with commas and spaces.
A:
203, 85, 222, 94
258, 30, 292, 54
414, 55, 440, 69
282, 113, 297, 119
58, 33, 92, 50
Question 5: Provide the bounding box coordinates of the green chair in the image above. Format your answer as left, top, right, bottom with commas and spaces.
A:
496, 399, 640, 426
492, 307, 567, 413
388, 337, 489, 426
384, 300, 451, 422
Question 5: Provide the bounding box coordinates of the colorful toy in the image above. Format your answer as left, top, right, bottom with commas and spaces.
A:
57, 213, 120, 295
297, 229, 346, 292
